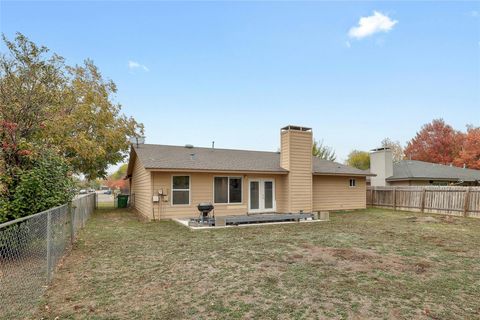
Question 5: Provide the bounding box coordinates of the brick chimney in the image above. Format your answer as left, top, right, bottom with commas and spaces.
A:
280, 125, 313, 213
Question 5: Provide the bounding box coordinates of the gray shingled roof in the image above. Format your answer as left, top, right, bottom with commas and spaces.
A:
387, 160, 480, 182
313, 158, 373, 176
131, 144, 372, 176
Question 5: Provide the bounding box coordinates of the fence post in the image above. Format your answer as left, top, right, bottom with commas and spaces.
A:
69, 203, 75, 244
46, 210, 52, 282
420, 188, 426, 213
372, 187, 375, 206
82, 201, 86, 228
393, 187, 397, 211
464, 187, 471, 217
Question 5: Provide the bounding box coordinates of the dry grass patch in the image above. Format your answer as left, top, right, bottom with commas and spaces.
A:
35, 208, 480, 320
290, 246, 412, 274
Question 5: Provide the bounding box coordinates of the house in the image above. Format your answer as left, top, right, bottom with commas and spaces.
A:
369, 148, 480, 187
126, 125, 374, 220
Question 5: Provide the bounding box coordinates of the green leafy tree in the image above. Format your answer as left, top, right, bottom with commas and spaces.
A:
103, 163, 129, 193
74, 177, 102, 190
0, 33, 143, 220
0, 33, 144, 180
0, 149, 75, 222
346, 150, 370, 170
0, 33, 66, 170
88, 179, 102, 190
110, 163, 128, 180
47, 60, 143, 179
312, 139, 336, 161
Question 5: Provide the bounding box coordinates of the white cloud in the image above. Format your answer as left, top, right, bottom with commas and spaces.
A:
470, 10, 479, 18
348, 11, 398, 39
345, 41, 351, 48
128, 60, 149, 72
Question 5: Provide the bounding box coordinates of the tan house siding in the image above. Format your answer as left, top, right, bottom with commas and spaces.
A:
278, 131, 291, 212
150, 172, 287, 220
280, 128, 313, 212
130, 155, 152, 219
313, 176, 366, 211
275, 174, 289, 213
280, 132, 290, 171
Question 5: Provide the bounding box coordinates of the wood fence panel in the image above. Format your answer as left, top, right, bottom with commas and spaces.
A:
367, 188, 376, 206
469, 190, 480, 218
367, 186, 480, 218
396, 187, 423, 211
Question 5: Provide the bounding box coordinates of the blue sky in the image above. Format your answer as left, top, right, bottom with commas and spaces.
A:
1, 1, 479, 168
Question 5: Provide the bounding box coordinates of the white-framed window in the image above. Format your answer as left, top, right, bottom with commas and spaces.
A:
172, 175, 190, 205
349, 178, 356, 187
214, 177, 242, 204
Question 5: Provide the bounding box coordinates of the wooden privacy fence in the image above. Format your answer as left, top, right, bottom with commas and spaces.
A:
367, 186, 480, 218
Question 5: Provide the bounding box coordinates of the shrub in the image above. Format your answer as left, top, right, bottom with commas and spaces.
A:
0, 151, 75, 223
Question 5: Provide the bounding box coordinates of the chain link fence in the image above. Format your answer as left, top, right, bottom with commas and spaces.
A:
0, 193, 96, 318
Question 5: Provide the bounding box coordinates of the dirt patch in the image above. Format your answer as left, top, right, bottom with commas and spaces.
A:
421, 235, 446, 246
413, 260, 432, 274
407, 216, 440, 223
438, 215, 458, 224
408, 215, 462, 225
290, 246, 418, 274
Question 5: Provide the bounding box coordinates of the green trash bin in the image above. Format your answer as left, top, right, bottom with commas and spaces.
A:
117, 194, 129, 208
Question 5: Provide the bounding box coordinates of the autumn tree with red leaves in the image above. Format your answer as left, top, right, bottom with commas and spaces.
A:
105, 179, 127, 192
404, 119, 465, 165
454, 126, 480, 169
103, 163, 128, 193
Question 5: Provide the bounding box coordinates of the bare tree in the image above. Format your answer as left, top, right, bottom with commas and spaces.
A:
312, 139, 336, 161
381, 138, 404, 162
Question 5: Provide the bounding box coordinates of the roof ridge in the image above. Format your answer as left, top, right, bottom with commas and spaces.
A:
392, 159, 480, 181
134, 143, 279, 154
401, 159, 480, 173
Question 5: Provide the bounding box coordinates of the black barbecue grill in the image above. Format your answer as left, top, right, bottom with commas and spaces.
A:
193, 202, 214, 226
197, 202, 214, 219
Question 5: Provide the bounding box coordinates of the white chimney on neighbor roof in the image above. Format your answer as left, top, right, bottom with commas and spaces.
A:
369, 148, 393, 187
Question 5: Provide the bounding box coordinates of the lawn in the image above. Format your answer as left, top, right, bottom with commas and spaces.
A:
37, 208, 480, 319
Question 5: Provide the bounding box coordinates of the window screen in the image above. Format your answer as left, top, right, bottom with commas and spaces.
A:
214, 177, 242, 203
214, 177, 228, 203
172, 176, 190, 205
229, 178, 242, 203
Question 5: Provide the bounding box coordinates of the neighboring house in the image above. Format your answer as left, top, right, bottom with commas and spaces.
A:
369, 148, 480, 187
126, 125, 373, 220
